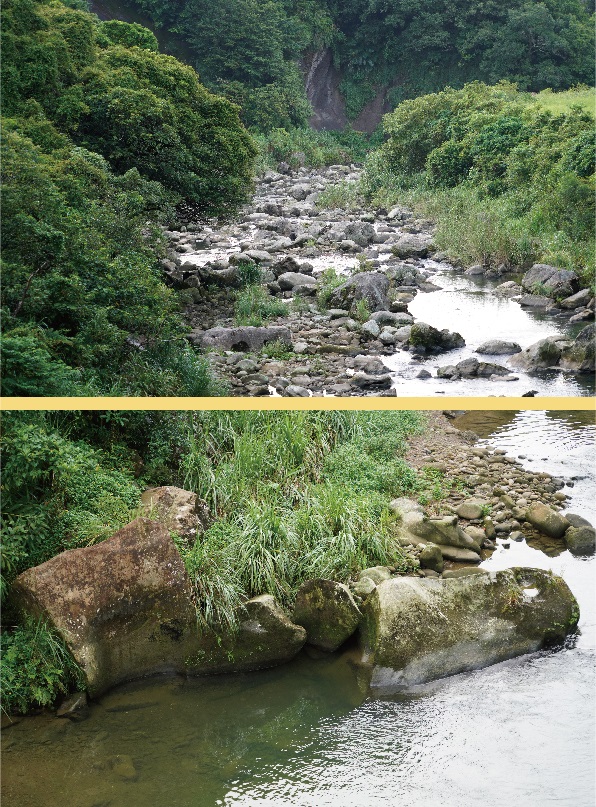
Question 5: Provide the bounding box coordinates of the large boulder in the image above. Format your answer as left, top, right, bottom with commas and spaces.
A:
187, 595, 306, 674
476, 340, 522, 355
403, 511, 481, 553
560, 325, 595, 373
392, 234, 432, 258
293, 579, 362, 652
521, 264, 580, 299
526, 503, 570, 539
140, 486, 209, 543
277, 272, 317, 291
343, 222, 375, 247
359, 568, 579, 689
508, 337, 564, 371
11, 519, 198, 697
197, 326, 292, 352
409, 322, 465, 352
329, 272, 390, 313
564, 525, 596, 556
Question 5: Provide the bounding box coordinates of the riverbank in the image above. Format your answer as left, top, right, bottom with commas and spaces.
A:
165, 166, 595, 397
2, 410, 594, 807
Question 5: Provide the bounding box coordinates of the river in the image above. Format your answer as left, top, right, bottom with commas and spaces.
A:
2, 412, 594, 807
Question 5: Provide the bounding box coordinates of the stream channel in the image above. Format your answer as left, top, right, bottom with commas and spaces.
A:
3, 412, 594, 806
176, 168, 594, 397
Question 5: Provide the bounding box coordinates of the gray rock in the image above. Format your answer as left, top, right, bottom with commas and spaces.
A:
455, 500, 487, 520
188, 595, 307, 674
198, 326, 292, 352
290, 184, 312, 201
343, 222, 375, 247
476, 340, 522, 355
509, 337, 564, 371
392, 234, 432, 258
329, 272, 390, 313
438, 545, 483, 563
370, 310, 413, 326
358, 566, 392, 585
359, 568, 579, 689
518, 295, 551, 308
352, 577, 377, 598
418, 544, 444, 574
350, 371, 393, 389
442, 568, 489, 579
560, 325, 595, 373
293, 579, 362, 652
277, 272, 317, 290
564, 526, 596, 556
403, 511, 480, 553
409, 322, 465, 352
560, 289, 592, 309
56, 691, 89, 721
141, 486, 209, 543
522, 264, 579, 299
361, 319, 381, 339
526, 503, 570, 539
285, 385, 311, 397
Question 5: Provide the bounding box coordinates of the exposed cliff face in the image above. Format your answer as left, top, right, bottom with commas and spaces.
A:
302, 49, 393, 133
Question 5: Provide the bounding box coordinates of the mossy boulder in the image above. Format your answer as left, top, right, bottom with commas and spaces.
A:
141, 486, 210, 543
418, 544, 444, 573
11, 519, 198, 698
560, 325, 595, 373
186, 595, 306, 674
526, 503, 570, 539
293, 579, 362, 652
359, 568, 579, 690
564, 526, 596, 556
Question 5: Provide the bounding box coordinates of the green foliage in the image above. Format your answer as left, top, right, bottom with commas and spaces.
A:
316, 181, 362, 211
254, 126, 378, 170
1, 0, 256, 215
365, 82, 594, 282
353, 298, 371, 323
237, 261, 262, 287
316, 267, 345, 310
0, 412, 142, 596
234, 284, 288, 326
1, 618, 86, 714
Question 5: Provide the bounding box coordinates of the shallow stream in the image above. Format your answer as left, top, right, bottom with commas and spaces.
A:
3, 412, 595, 807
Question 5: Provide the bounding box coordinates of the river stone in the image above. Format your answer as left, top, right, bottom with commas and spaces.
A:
198, 326, 292, 352
564, 526, 596, 556
509, 337, 563, 371
353, 577, 377, 598
359, 566, 392, 585
476, 340, 522, 355
442, 568, 489, 579
418, 544, 444, 574
140, 486, 209, 543
359, 568, 579, 689
390, 498, 424, 517
409, 322, 465, 352
559, 324, 595, 372
361, 319, 381, 339
526, 503, 570, 539
565, 513, 593, 529
350, 371, 392, 389
328, 272, 390, 313
11, 519, 198, 698
392, 234, 432, 258
56, 691, 89, 721
277, 272, 317, 290
187, 595, 306, 674
403, 511, 480, 552
293, 579, 362, 652
108, 755, 138, 781
343, 221, 375, 246
560, 289, 592, 309
437, 545, 482, 563
456, 500, 487, 520
522, 264, 579, 299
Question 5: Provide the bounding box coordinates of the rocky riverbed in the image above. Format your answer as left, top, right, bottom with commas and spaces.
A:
162, 166, 595, 396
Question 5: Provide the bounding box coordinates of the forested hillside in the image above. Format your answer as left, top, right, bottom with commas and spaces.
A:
115, 0, 594, 127
1, 0, 255, 396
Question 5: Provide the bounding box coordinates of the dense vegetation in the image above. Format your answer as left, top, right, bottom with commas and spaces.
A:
363, 82, 595, 285
118, 0, 594, 123
1, 0, 255, 396
1, 409, 433, 712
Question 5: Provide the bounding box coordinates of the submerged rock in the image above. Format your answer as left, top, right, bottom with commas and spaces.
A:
12, 519, 198, 698
526, 503, 570, 539
359, 568, 579, 689
293, 579, 362, 652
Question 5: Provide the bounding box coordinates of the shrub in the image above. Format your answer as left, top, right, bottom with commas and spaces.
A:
234, 285, 288, 326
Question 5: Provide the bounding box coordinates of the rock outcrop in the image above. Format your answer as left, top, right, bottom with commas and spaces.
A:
141, 486, 210, 543
359, 568, 579, 689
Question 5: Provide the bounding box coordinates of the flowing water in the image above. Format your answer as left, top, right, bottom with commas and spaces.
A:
3, 413, 595, 807
383, 265, 595, 397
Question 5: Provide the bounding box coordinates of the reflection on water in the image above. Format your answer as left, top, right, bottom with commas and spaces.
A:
383, 270, 595, 397
3, 413, 595, 807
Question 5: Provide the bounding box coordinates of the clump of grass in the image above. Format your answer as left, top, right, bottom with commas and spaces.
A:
316, 267, 345, 311
1, 619, 86, 715
235, 285, 288, 326
237, 261, 262, 286
260, 339, 294, 360
316, 181, 362, 211
353, 298, 371, 323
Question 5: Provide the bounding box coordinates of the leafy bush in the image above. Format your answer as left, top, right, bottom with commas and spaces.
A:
316, 267, 345, 311
1, 619, 86, 715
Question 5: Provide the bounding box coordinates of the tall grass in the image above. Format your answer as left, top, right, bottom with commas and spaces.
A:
234, 285, 288, 326
176, 411, 424, 629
